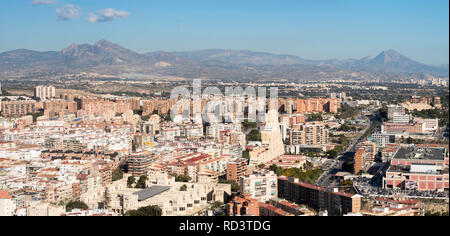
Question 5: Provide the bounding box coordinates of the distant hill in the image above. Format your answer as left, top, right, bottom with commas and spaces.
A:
0, 40, 447, 80
170, 49, 320, 66
343, 50, 449, 74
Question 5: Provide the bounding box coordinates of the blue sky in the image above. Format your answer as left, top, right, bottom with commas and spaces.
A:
0, 0, 448, 65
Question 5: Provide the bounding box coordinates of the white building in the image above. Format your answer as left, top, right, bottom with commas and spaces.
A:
80, 173, 231, 216
392, 114, 410, 123
414, 118, 439, 133
240, 169, 278, 202
34, 86, 56, 100
249, 110, 285, 166
369, 132, 392, 152
0, 191, 16, 216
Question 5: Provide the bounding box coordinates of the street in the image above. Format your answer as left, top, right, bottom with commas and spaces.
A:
316, 108, 379, 187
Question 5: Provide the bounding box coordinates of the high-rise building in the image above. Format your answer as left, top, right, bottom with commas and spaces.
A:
289, 122, 329, 145
34, 86, 56, 100
127, 151, 154, 177
227, 158, 249, 183
43, 99, 78, 117
249, 110, 285, 166
295, 98, 340, 114
354, 149, 365, 174
278, 98, 340, 114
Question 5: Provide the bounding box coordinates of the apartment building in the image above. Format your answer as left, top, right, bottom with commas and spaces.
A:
226, 158, 249, 183
127, 151, 156, 177
34, 86, 55, 100
279, 98, 340, 114
240, 169, 278, 202
354, 149, 365, 174
1, 101, 37, 117
226, 194, 261, 216
81, 173, 231, 216
142, 99, 176, 116
278, 177, 362, 216
43, 99, 78, 117
387, 105, 406, 120
392, 114, 410, 123
289, 122, 329, 146
0, 191, 15, 216
369, 132, 394, 152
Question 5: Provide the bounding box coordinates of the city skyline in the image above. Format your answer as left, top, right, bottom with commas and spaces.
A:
0, 0, 448, 65
0, 0, 448, 220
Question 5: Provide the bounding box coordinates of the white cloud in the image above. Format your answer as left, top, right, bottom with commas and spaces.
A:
56, 4, 81, 21
87, 8, 130, 23
32, 0, 57, 5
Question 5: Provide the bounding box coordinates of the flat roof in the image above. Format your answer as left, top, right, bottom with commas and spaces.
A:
387, 165, 449, 174
133, 186, 171, 201
393, 147, 446, 161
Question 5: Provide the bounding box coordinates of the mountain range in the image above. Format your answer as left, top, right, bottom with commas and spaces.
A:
0, 39, 447, 81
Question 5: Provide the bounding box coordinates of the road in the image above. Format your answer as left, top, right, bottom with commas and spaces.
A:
316, 108, 379, 187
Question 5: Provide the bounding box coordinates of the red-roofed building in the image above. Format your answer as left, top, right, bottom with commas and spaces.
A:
226, 194, 260, 216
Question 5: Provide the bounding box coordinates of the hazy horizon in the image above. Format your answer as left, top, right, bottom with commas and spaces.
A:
0, 0, 448, 65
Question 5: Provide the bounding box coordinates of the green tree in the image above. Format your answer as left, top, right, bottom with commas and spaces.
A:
127, 176, 136, 188
103, 188, 110, 209
248, 129, 261, 141
326, 150, 338, 159
211, 201, 223, 210
242, 150, 250, 160
406, 137, 414, 144
66, 201, 89, 212
269, 164, 283, 176
307, 113, 324, 122
242, 120, 257, 130
173, 174, 192, 183
142, 115, 151, 121
279, 168, 324, 184
125, 205, 163, 216
112, 167, 124, 182
27, 109, 44, 123
180, 184, 188, 191
135, 175, 148, 189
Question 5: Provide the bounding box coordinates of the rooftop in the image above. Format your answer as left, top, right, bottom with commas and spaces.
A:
0, 190, 12, 199
393, 147, 447, 161
133, 186, 171, 201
